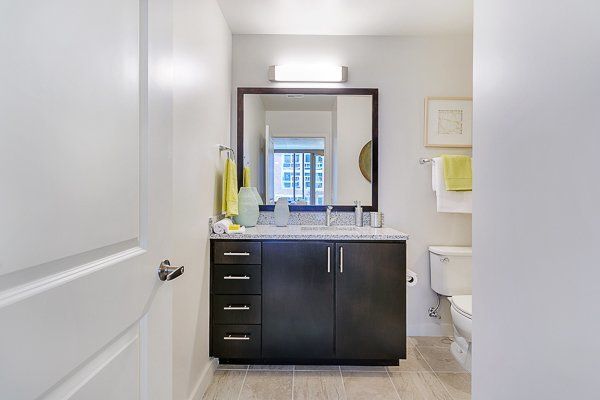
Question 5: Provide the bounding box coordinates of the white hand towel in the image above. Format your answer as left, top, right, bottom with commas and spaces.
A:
212, 218, 233, 234
432, 158, 472, 213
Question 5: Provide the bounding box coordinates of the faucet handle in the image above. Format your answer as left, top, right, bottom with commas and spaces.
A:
327, 205, 333, 211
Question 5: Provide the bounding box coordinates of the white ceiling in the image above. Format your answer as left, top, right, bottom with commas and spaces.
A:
217, 0, 473, 36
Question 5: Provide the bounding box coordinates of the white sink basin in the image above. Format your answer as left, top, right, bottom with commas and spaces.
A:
300, 226, 359, 231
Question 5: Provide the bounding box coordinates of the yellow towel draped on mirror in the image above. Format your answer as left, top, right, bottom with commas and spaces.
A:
442, 155, 472, 191
243, 166, 251, 187
222, 158, 239, 217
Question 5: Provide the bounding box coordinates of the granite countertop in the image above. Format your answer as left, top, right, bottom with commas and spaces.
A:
209, 225, 409, 241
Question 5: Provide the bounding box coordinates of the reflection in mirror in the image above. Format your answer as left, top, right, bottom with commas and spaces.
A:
243, 93, 374, 207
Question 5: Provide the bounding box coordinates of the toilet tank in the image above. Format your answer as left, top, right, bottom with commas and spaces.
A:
429, 246, 472, 296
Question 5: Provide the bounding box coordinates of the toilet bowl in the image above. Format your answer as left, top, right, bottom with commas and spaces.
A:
429, 246, 472, 372
449, 295, 472, 371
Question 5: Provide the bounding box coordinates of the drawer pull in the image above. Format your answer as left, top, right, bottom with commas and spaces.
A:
223, 334, 250, 341
224, 252, 250, 256
223, 305, 250, 311
223, 275, 250, 280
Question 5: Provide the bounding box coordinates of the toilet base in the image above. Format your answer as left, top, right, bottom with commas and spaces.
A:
450, 338, 471, 372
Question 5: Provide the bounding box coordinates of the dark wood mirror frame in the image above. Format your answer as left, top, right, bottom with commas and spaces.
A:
237, 87, 378, 212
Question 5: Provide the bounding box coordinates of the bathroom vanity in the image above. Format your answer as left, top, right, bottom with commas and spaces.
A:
209, 226, 408, 365
213, 87, 408, 365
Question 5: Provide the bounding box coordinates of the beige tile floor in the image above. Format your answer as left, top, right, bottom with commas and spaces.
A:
203, 336, 470, 400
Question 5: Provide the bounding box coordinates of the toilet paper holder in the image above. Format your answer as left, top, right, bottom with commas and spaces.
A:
406, 269, 418, 287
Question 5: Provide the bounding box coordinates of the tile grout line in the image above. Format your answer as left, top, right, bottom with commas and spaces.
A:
386, 366, 402, 400
432, 369, 458, 400
415, 345, 459, 400
235, 365, 249, 400
291, 366, 295, 400
338, 366, 349, 400
414, 345, 435, 373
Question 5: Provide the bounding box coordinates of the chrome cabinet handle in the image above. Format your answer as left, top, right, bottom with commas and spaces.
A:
223, 335, 250, 341
224, 252, 250, 256
157, 260, 185, 281
440, 257, 450, 263
223, 275, 250, 280
340, 247, 344, 273
327, 247, 331, 273
223, 305, 250, 311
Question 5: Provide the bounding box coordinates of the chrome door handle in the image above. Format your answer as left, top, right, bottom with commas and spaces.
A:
440, 257, 450, 263
224, 252, 250, 256
158, 260, 184, 281
327, 247, 331, 273
223, 335, 250, 341
223, 305, 250, 311
223, 275, 250, 280
340, 247, 344, 273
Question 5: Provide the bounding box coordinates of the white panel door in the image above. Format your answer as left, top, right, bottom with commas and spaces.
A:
0, 0, 175, 399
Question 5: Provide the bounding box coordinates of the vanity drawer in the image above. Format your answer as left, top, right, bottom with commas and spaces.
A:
212, 325, 261, 359
213, 241, 261, 264
213, 265, 261, 294
212, 295, 261, 325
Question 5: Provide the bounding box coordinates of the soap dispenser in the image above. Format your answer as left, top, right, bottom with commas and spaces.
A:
354, 200, 363, 227
274, 197, 290, 227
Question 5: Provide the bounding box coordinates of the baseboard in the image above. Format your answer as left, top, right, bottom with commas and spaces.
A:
407, 322, 454, 337
188, 358, 218, 400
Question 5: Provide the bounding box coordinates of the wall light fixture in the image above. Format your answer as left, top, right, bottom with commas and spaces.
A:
268, 65, 348, 82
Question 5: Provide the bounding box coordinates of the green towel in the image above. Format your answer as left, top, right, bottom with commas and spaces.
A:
442, 155, 472, 191
221, 158, 239, 217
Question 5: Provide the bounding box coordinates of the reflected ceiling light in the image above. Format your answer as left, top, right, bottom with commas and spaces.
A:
268, 65, 348, 82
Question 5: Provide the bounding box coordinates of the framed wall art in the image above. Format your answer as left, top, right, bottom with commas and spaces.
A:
424, 97, 473, 148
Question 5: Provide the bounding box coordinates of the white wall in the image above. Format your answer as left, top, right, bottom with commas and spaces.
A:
335, 95, 372, 205
473, 1, 600, 399
331, 103, 338, 202
265, 110, 333, 203
172, 0, 231, 399
243, 95, 265, 196
233, 34, 473, 335
266, 110, 331, 137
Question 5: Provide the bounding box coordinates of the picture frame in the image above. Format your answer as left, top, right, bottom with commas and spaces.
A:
424, 96, 473, 148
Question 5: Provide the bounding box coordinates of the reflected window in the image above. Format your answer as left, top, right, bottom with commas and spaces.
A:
271, 137, 325, 205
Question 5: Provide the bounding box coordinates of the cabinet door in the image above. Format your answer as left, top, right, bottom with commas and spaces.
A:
262, 241, 334, 359
335, 242, 406, 360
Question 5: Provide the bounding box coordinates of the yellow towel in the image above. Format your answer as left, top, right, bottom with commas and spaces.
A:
221, 158, 239, 217
442, 155, 472, 191
243, 166, 251, 187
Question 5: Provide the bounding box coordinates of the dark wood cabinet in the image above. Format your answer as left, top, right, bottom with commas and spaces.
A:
210, 239, 406, 365
335, 242, 406, 360
212, 295, 261, 325
262, 242, 334, 359
212, 264, 261, 294
213, 241, 261, 264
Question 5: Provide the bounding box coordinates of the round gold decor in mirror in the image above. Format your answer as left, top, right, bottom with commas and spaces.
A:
359, 140, 372, 183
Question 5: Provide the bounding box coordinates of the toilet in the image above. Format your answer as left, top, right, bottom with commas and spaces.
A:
428, 246, 472, 371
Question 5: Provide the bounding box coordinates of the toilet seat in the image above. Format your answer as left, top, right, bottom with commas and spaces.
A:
450, 295, 472, 319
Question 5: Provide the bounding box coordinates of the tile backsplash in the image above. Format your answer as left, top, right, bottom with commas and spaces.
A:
257, 211, 371, 226
209, 211, 373, 232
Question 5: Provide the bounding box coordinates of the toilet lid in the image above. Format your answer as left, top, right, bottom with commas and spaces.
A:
450, 295, 472, 318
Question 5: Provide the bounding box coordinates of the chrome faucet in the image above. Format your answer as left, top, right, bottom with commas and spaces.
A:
325, 206, 337, 226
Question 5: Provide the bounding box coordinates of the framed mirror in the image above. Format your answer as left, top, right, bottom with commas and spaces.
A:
237, 87, 378, 211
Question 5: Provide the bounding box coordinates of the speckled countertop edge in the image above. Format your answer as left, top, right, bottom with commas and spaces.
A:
209, 211, 409, 241
209, 226, 409, 241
